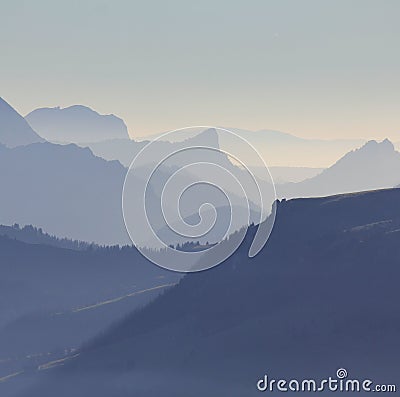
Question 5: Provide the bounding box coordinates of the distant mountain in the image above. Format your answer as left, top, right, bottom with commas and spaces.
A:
24, 188, 400, 396
277, 139, 400, 198
0, 133, 265, 248
86, 131, 324, 184
216, 128, 366, 168
25, 105, 130, 143
0, 142, 130, 245
120, 129, 271, 248
138, 127, 366, 168
83, 127, 223, 167
0, 97, 44, 147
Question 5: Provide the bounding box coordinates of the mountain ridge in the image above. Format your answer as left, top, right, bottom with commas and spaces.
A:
0, 97, 44, 148
277, 139, 400, 198
0, 141, 130, 245
25, 105, 130, 143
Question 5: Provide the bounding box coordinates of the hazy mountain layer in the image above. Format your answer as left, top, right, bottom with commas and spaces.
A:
0, 142, 131, 245
138, 127, 366, 168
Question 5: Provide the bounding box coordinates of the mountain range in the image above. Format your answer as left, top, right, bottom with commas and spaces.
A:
0, 134, 262, 248
1, 98, 400, 248
23, 102, 372, 168
0, 99, 270, 247
81, 133, 326, 184
137, 127, 367, 168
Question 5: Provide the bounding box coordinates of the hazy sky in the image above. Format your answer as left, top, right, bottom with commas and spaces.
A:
1, 0, 399, 140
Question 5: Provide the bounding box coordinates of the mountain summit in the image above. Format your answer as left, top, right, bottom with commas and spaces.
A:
0, 97, 44, 147
278, 139, 400, 198
25, 105, 130, 143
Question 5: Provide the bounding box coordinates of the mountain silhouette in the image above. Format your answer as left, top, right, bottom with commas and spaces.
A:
22, 188, 400, 396
0, 142, 130, 245
277, 139, 400, 198
25, 105, 130, 143
83, 127, 224, 167
120, 128, 271, 248
221, 128, 366, 168
139, 127, 366, 168
0, 132, 265, 248
0, 97, 44, 148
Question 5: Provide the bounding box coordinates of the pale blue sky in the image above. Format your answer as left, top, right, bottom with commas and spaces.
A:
1, 0, 399, 140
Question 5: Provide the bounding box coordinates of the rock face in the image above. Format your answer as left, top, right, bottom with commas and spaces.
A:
25, 105, 130, 143
0, 97, 44, 147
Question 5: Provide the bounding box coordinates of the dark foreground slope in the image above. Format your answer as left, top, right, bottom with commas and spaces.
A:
0, 236, 179, 396
21, 189, 400, 397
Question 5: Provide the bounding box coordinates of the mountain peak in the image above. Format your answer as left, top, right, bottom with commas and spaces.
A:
0, 97, 44, 148
358, 138, 395, 153
25, 105, 130, 144
277, 138, 400, 198
183, 127, 220, 148
382, 138, 395, 149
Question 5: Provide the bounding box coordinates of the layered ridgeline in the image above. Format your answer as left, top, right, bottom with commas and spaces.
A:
22, 105, 363, 180
0, 130, 263, 247
2, 99, 399, 247
2, 100, 260, 246
0, 98, 44, 147
23, 188, 400, 397
137, 128, 366, 168
25, 105, 130, 143
30, 107, 397, 197
46, 130, 325, 184
21, 102, 400, 196
81, 128, 359, 178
